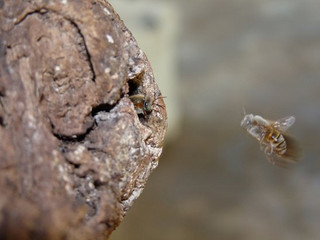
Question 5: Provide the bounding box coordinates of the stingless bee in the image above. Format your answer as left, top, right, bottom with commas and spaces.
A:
241, 113, 299, 167
129, 94, 166, 116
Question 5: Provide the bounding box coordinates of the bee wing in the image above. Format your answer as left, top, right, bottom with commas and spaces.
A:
129, 94, 144, 102
272, 116, 295, 132
265, 152, 296, 168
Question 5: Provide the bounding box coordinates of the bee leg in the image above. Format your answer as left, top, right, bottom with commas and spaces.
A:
264, 147, 289, 168
266, 155, 276, 165
259, 140, 268, 152
263, 145, 277, 165
267, 154, 290, 168
258, 133, 266, 150
264, 145, 273, 156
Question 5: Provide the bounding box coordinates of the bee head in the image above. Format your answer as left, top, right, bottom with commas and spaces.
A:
240, 114, 254, 129
144, 96, 166, 115
144, 99, 153, 114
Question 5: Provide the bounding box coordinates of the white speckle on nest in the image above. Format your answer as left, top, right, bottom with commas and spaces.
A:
88, 182, 95, 190
65, 184, 73, 195
27, 114, 36, 128
111, 73, 118, 80
103, 7, 111, 15
106, 34, 114, 44
62, 174, 69, 182
123, 30, 131, 39
104, 67, 111, 74
52, 150, 58, 157
61, 0, 67, 4
58, 165, 64, 173
74, 145, 85, 156
122, 187, 144, 211
99, 176, 106, 182
54, 65, 61, 72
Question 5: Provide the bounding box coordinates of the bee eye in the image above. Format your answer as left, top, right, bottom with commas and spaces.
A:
144, 101, 152, 114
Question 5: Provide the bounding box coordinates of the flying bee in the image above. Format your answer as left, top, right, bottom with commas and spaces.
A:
241, 113, 299, 168
129, 94, 166, 117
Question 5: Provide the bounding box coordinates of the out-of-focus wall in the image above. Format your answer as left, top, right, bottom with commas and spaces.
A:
109, 0, 181, 141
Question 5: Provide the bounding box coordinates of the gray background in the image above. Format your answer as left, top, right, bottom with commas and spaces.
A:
111, 0, 320, 239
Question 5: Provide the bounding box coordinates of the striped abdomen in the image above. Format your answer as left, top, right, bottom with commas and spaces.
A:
264, 128, 287, 155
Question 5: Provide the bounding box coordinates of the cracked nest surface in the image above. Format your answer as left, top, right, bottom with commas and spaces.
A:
0, 0, 167, 239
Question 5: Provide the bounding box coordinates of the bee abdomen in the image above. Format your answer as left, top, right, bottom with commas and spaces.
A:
266, 129, 287, 155
275, 137, 287, 155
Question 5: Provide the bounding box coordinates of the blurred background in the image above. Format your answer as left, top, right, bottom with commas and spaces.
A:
110, 0, 320, 239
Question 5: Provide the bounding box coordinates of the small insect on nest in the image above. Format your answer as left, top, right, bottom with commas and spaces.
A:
129, 94, 165, 119
241, 113, 300, 168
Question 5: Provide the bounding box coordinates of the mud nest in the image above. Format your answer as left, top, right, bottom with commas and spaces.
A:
0, 0, 167, 239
